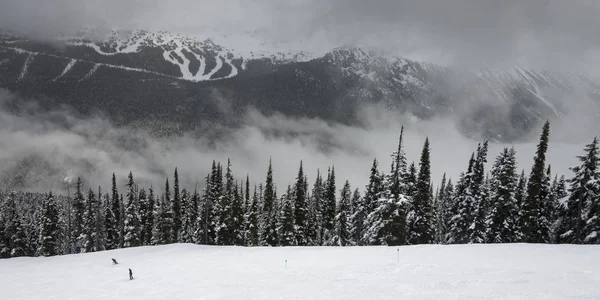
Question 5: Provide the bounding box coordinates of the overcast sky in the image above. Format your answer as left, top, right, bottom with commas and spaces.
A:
1, 0, 600, 73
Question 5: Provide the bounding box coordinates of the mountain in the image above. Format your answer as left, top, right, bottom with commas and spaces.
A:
1, 29, 599, 142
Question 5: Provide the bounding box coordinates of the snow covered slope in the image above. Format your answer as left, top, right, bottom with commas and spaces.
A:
1, 243, 598, 300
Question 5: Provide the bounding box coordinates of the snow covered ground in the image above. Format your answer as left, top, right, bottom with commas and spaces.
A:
1, 243, 599, 300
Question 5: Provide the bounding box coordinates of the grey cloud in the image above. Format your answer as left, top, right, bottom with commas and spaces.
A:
0, 89, 585, 196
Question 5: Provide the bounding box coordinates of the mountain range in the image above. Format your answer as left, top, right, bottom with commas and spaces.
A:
1, 28, 599, 142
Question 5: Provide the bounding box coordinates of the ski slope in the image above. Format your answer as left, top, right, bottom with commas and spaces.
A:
1, 243, 599, 300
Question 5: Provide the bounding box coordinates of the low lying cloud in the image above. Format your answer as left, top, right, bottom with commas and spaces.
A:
0, 88, 590, 197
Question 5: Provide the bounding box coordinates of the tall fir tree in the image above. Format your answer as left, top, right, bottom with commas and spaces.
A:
405, 162, 418, 197
151, 194, 172, 245
245, 185, 260, 246
353, 159, 382, 245
409, 138, 435, 244
39, 192, 60, 257
216, 159, 235, 245
231, 182, 246, 245
82, 188, 98, 252
322, 167, 337, 242
294, 161, 309, 245
106, 173, 120, 250
138, 188, 149, 245
521, 120, 551, 243
470, 141, 489, 243
391, 126, 408, 198
123, 172, 141, 248
195, 170, 216, 245
441, 179, 455, 244
72, 177, 85, 253
435, 173, 448, 243
557, 137, 600, 244
261, 159, 278, 246
172, 168, 181, 242
446, 153, 476, 244
279, 185, 295, 246
329, 180, 353, 246
144, 187, 155, 245
95, 187, 106, 252
309, 170, 324, 245
181, 188, 199, 243
487, 147, 519, 243
514, 170, 527, 240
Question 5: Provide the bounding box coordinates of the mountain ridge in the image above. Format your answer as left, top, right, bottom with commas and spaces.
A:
1, 28, 599, 142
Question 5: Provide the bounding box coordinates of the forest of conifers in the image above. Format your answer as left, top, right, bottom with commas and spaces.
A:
1, 121, 599, 258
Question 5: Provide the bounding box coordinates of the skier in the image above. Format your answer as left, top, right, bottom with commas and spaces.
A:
112, 258, 119, 265
129, 268, 133, 280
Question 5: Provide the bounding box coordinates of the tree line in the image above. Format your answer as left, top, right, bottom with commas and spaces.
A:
0, 121, 599, 258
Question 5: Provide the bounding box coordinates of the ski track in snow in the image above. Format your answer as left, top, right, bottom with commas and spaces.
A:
80, 64, 100, 81
0, 244, 599, 300
0, 46, 177, 81
160, 44, 238, 82
53, 59, 77, 81
18, 54, 34, 80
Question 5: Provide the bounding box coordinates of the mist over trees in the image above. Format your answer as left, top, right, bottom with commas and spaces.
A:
0, 121, 599, 258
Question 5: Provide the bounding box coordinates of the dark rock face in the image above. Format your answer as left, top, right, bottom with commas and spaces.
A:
1, 29, 598, 142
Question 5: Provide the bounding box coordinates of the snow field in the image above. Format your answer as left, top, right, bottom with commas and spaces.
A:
1, 243, 599, 300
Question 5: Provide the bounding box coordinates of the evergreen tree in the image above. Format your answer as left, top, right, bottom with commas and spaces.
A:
72, 177, 85, 253
447, 154, 476, 244
261, 159, 278, 246
405, 162, 418, 197
195, 170, 216, 245
409, 138, 435, 244
231, 182, 246, 245
172, 168, 181, 241
39, 192, 60, 256
558, 137, 600, 244
245, 185, 260, 246
514, 170, 527, 240
106, 173, 120, 250
539, 165, 554, 242
391, 126, 408, 198
143, 187, 155, 245
82, 188, 98, 252
309, 170, 325, 245
521, 120, 550, 243
348, 188, 362, 245
470, 141, 489, 243
138, 188, 149, 245
10, 217, 28, 257
181, 189, 199, 243
245, 175, 251, 212
435, 174, 448, 243
294, 161, 309, 245
279, 185, 295, 246
487, 147, 519, 243
123, 172, 141, 248
95, 187, 106, 251
1, 192, 17, 257
329, 180, 353, 246
151, 194, 172, 245
354, 159, 382, 245
216, 159, 235, 245
321, 167, 337, 242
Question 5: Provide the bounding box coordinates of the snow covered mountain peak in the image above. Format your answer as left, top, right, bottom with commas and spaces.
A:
50, 28, 316, 82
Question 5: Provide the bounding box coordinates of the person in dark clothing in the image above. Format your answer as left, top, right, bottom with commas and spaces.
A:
112, 258, 118, 265
129, 268, 133, 280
